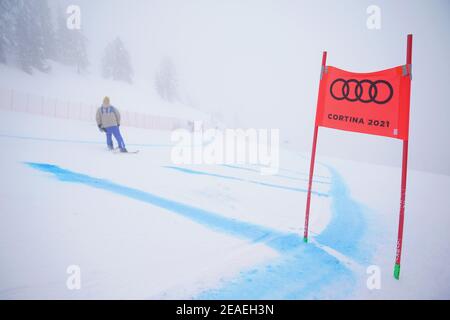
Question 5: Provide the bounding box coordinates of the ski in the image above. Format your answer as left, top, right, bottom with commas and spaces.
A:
111, 148, 139, 154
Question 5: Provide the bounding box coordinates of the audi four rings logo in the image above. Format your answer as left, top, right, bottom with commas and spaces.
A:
330, 78, 394, 104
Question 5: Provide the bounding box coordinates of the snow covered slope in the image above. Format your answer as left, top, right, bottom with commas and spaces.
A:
0, 109, 449, 299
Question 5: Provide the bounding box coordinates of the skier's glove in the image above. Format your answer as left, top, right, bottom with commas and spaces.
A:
98, 125, 105, 132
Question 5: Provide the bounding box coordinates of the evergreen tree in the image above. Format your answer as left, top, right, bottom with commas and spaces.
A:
0, 0, 15, 63
1, 0, 89, 74
55, 5, 88, 74
0, 42, 4, 64
36, 0, 56, 60
15, 0, 49, 73
0, 0, 19, 64
155, 56, 179, 103
0, 0, 56, 71
101, 37, 133, 83
0, 11, 5, 63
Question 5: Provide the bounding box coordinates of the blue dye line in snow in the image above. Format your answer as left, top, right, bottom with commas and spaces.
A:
221, 164, 331, 185
0, 133, 103, 145
198, 163, 368, 299
197, 242, 356, 300
0, 133, 172, 147
163, 165, 329, 197
26, 161, 369, 299
314, 164, 373, 264
0, 133, 211, 149
26, 162, 308, 253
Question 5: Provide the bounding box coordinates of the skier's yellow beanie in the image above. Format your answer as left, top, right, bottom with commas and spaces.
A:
103, 96, 110, 105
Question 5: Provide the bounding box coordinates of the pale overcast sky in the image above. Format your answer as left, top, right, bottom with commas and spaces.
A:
62, 0, 450, 174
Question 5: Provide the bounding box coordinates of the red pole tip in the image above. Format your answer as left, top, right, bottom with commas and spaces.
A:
406, 34, 413, 65
321, 51, 328, 66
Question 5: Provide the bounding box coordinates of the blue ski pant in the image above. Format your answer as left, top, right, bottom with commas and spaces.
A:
105, 126, 126, 150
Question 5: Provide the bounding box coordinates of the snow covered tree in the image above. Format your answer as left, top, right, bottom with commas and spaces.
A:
36, 0, 56, 60
0, 0, 56, 71
0, 0, 17, 64
155, 56, 179, 103
15, 1, 51, 73
101, 37, 133, 83
1, 0, 88, 74
0, 0, 51, 73
0, 42, 4, 64
55, 5, 88, 74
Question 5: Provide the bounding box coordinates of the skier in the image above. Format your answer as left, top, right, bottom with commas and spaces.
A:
96, 96, 128, 152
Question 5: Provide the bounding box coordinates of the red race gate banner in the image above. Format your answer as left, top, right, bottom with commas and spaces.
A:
303, 35, 413, 280
316, 65, 411, 140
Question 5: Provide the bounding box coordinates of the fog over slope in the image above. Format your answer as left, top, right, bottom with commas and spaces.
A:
10, 0, 450, 174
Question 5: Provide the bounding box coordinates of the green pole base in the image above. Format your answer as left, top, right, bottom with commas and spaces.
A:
303, 237, 308, 243
394, 263, 401, 280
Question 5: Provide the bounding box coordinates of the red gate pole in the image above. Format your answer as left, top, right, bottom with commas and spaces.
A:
394, 34, 413, 280
303, 51, 327, 243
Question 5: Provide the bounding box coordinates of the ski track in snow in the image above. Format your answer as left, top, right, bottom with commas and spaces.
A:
163, 165, 329, 197
221, 164, 332, 184
25, 160, 372, 299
